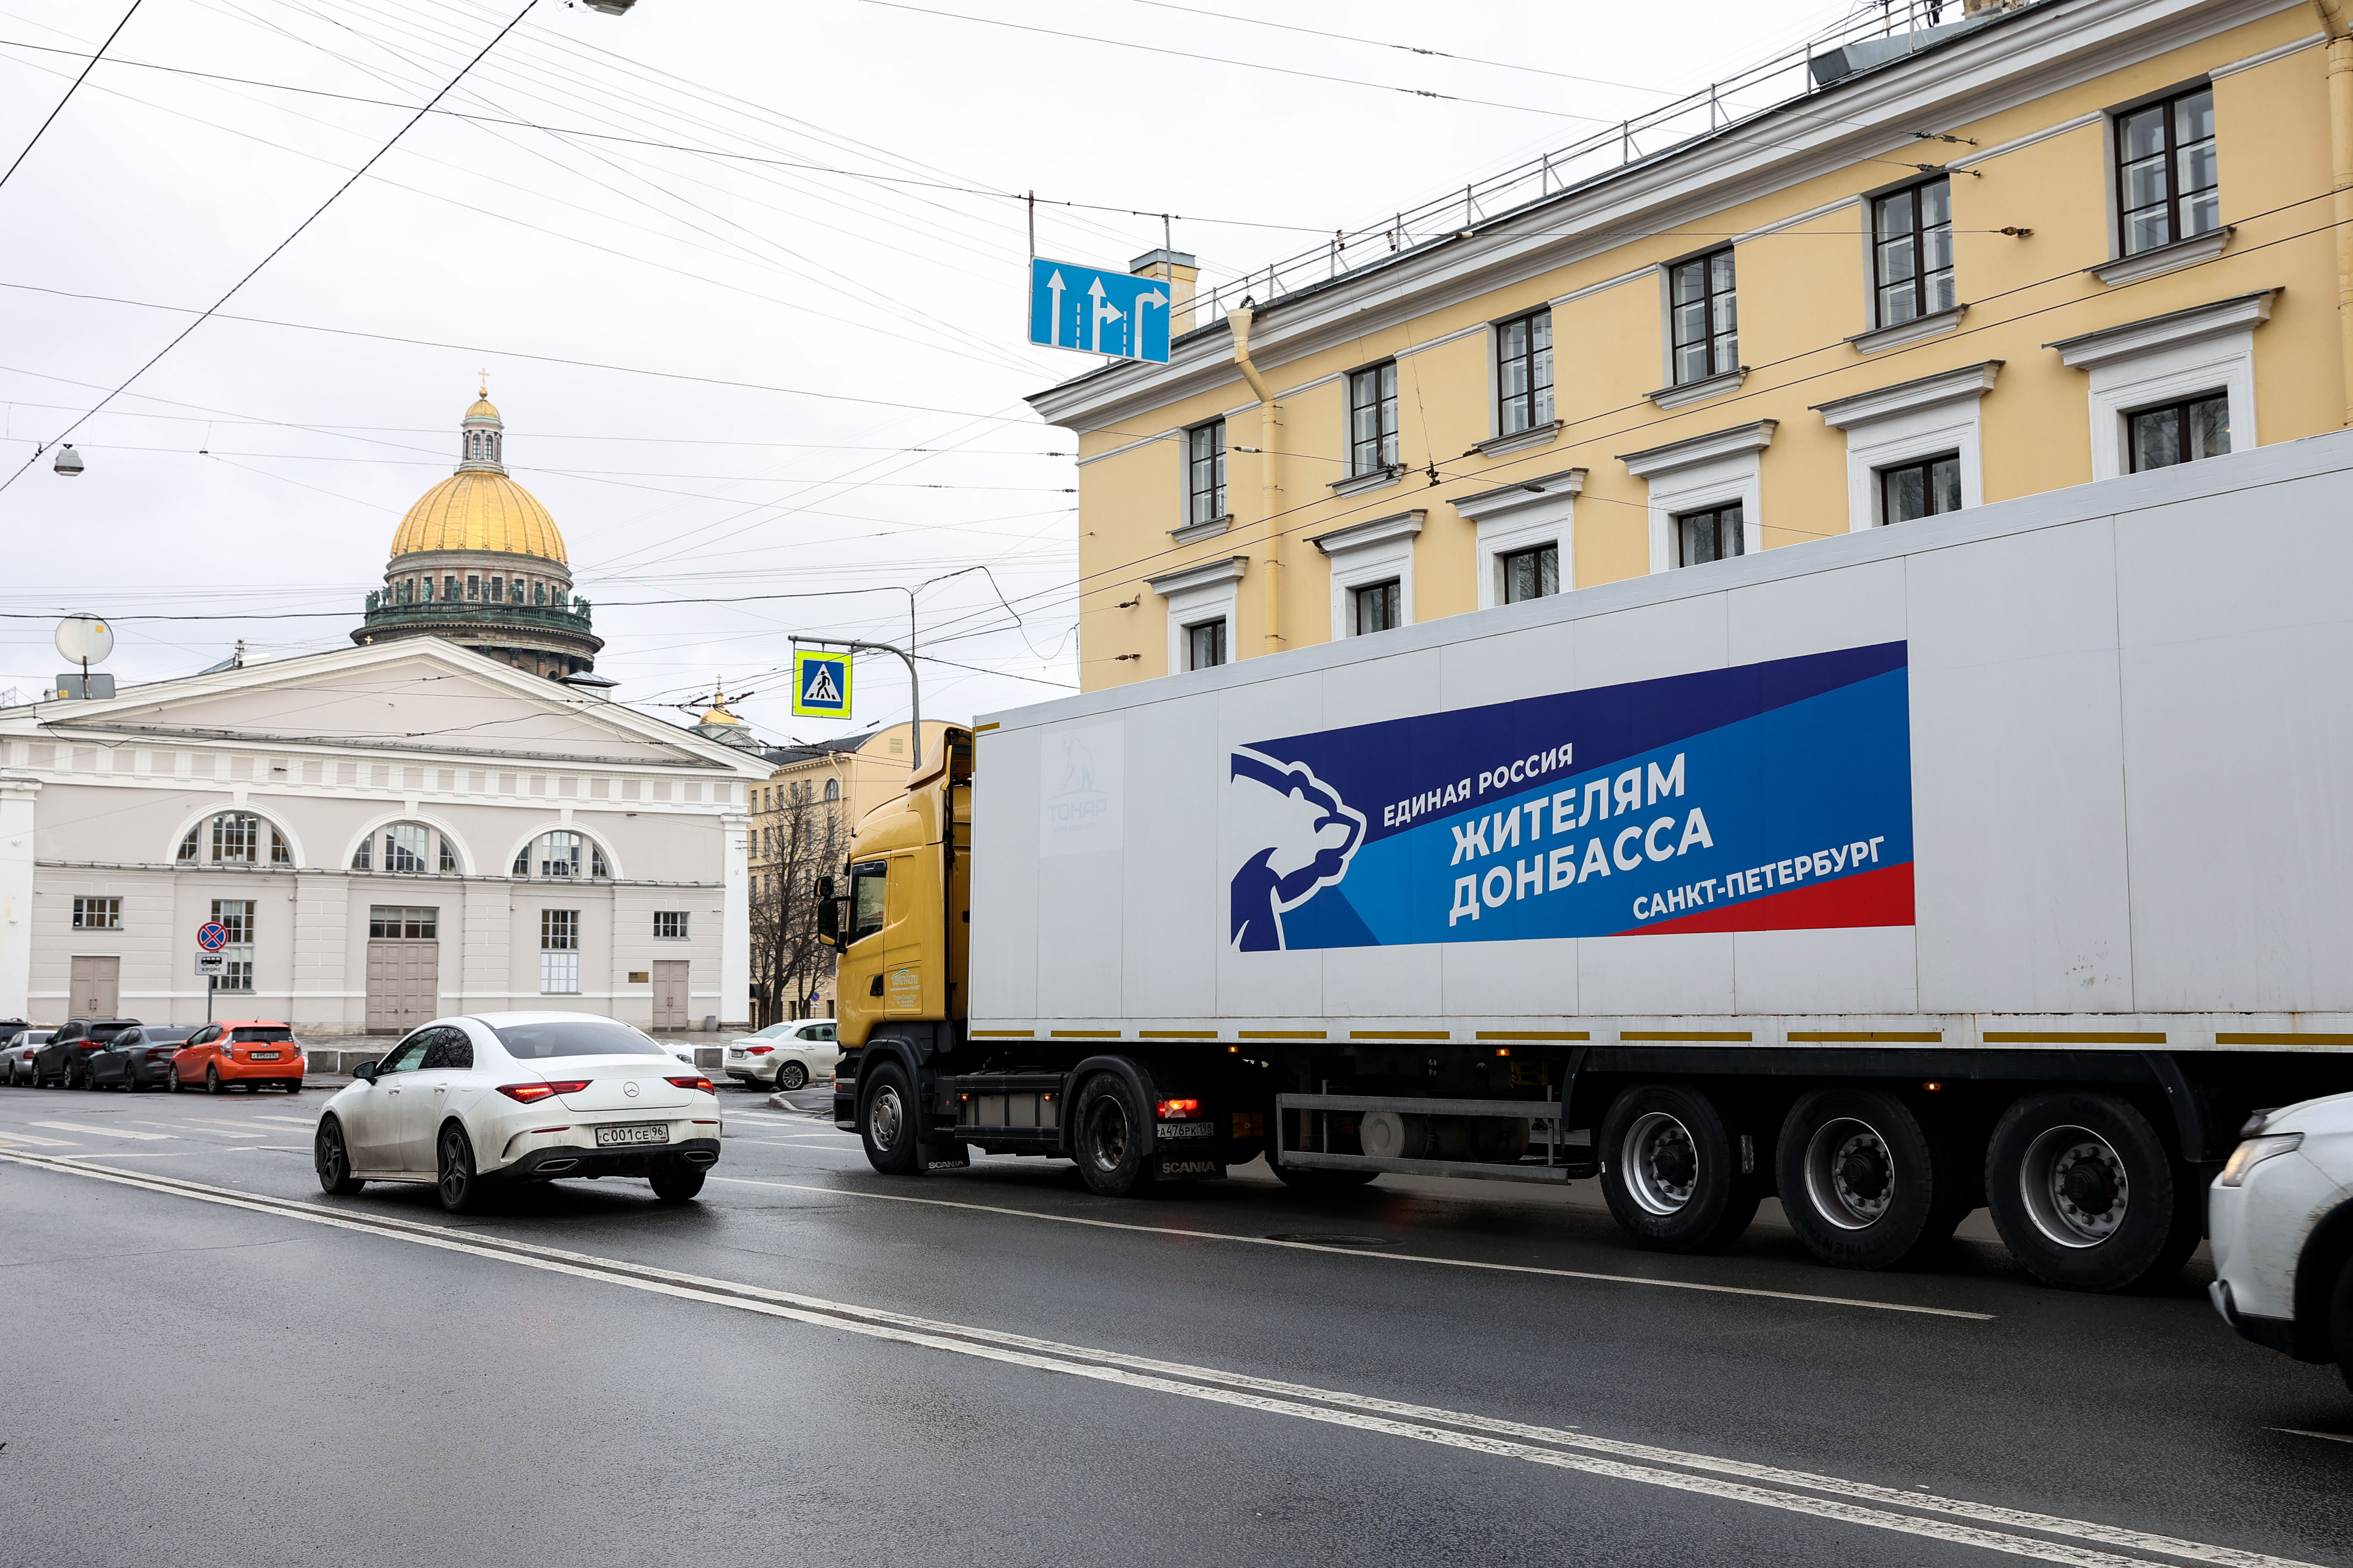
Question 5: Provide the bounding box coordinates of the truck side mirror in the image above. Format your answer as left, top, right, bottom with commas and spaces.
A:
815, 878, 839, 944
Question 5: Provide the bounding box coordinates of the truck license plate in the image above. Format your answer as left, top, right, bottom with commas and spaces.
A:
595, 1124, 669, 1147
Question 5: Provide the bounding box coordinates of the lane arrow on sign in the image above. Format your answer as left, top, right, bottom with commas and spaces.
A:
1088, 277, 1124, 355
1045, 270, 1066, 348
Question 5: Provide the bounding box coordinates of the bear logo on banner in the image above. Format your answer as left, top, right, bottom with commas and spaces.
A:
1227, 748, 1366, 952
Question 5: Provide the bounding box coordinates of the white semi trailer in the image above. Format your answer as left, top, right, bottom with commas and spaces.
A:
824, 429, 2353, 1293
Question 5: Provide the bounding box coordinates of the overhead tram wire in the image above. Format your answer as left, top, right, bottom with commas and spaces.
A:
0, 0, 540, 500
0, 0, 144, 191
0, 35, 1346, 237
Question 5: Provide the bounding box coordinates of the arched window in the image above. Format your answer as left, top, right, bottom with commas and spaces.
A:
178, 812, 292, 867
512, 829, 610, 880
824, 777, 840, 801
350, 821, 460, 874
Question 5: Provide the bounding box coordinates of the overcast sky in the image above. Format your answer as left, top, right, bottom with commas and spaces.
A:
0, 0, 1868, 748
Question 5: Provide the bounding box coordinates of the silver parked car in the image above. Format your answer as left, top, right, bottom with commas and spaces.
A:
724, 1020, 839, 1090
2, 1029, 53, 1086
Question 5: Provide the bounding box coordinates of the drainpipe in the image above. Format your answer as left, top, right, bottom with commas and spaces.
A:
1227, 303, 1282, 656
2319, 0, 2353, 426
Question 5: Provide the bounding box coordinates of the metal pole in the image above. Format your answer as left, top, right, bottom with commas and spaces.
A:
1026, 190, 1034, 258
792, 636, 921, 773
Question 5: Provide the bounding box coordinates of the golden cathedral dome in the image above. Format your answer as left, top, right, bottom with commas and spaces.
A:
390, 470, 568, 562
387, 387, 568, 563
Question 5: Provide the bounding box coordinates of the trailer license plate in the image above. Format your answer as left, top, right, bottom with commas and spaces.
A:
595, 1123, 669, 1147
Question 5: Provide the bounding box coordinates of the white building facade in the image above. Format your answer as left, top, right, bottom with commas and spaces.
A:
0, 640, 768, 1034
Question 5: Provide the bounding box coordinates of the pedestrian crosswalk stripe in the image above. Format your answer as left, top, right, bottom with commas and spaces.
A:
31, 1121, 173, 1140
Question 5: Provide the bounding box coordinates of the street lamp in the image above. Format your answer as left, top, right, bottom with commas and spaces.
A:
51, 444, 83, 476
580, 0, 637, 11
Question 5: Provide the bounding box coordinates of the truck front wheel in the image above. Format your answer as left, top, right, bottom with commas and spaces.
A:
1984, 1091, 2197, 1291
1071, 1073, 1154, 1198
1778, 1087, 1969, 1270
860, 1061, 922, 1176
1597, 1083, 1760, 1252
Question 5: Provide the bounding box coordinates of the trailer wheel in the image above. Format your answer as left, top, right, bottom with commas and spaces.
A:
859, 1061, 922, 1176
1071, 1072, 1155, 1198
1984, 1091, 2197, 1291
1777, 1088, 1968, 1270
1597, 1084, 1760, 1253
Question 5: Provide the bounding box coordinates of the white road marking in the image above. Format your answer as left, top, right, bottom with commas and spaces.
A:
0, 1151, 2308, 1568
711, 1175, 1993, 1320
250, 1115, 317, 1127
133, 1122, 250, 1139
0, 1133, 78, 1147
31, 1121, 173, 1140
2270, 1428, 2353, 1446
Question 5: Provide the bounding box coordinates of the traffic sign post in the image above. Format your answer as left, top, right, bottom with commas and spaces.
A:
1028, 258, 1172, 364
196, 922, 230, 1021
791, 650, 852, 719
196, 922, 229, 952
194, 953, 227, 977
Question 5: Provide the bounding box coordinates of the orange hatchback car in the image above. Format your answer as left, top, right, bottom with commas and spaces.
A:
170, 1020, 305, 1094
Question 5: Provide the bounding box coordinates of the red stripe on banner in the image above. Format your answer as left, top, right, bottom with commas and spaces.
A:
1614, 862, 1915, 937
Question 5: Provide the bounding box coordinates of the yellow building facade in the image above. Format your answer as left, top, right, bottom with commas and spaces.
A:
1031, 0, 2353, 690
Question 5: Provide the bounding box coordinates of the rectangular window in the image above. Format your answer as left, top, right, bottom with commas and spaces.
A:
1873, 178, 1954, 326
71, 896, 121, 931
210, 898, 255, 993
1185, 618, 1226, 671
2117, 86, 2219, 256
1676, 503, 1744, 567
848, 860, 887, 944
654, 911, 689, 939
540, 908, 580, 994
1669, 249, 1737, 385
368, 906, 439, 939
1878, 454, 1962, 524
1347, 361, 1399, 475
1186, 420, 1226, 525
2127, 392, 2230, 471
1496, 310, 1553, 436
1500, 543, 1559, 604
1352, 579, 1402, 635
466, 575, 480, 600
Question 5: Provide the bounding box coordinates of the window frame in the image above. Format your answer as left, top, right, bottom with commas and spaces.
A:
538, 908, 581, 995
1674, 503, 1745, 568
209, 897, 256, 993
1875, 451, 1964, 525
1870, 177, 1955, 328
1495, 309, 1553, 437
1183, 617, 1226, 672
1667, 248, 1738, 386
1352, 578, 1403, 635
1346, 360, 1400, 477
653, 910, 690, 940
71, 896, 121, 931
1185, 418, 1227, 525
1498, 543, 1560, 605
2113, 83, 2219, 258
2125, 390, 2231, 472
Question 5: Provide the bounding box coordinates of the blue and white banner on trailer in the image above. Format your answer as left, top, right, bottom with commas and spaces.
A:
1028, 258, 1172, 363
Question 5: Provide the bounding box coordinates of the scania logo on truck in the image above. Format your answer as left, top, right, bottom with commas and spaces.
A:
1225, 643, 1916, 952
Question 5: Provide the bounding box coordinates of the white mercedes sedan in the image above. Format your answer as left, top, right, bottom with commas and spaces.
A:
314, 1013, 721, 1212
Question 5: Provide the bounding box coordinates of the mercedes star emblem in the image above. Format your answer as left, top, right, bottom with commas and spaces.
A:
624, 1081, 640, 1098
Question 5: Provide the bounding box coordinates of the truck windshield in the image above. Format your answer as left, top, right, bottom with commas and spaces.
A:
848, 860, 887, 943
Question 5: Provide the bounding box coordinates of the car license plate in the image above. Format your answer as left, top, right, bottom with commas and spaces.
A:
251, 1051, 281, 1061
595, 1123, 669, 1147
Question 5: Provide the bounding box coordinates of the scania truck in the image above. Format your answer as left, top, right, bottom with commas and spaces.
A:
821, 431, 2353, 1294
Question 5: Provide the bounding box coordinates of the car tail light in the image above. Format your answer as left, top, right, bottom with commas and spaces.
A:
666, 1075, 714, 1093
1157, 1098, 1202, 1119
746, 1046, 774, 1055
146, 1049, 169, 1061
498, 1080, 591, 1103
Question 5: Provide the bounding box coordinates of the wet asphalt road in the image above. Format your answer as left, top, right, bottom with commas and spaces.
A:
3, 1078, 2349, 1568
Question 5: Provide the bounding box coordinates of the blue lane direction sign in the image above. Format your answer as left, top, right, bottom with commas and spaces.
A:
792, 649, 852, 719
196, 921, 229, 952
1028, 258, 1172, 364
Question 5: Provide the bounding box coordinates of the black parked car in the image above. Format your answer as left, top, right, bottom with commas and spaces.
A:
32, 1019, 143, 1089
86, 1026, 202, 1092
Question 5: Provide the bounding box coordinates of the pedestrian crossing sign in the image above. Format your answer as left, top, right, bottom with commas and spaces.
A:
792, 650, 851, 719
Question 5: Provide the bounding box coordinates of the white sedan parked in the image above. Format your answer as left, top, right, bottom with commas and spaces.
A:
724, 1019, 840, 1091
313, 1013, 722, 1213
2209, 1090, 2353, 1392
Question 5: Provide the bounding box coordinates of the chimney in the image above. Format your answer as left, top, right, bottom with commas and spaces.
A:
1130, 248, 1200, 338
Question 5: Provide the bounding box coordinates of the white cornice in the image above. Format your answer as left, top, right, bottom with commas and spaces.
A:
1330, 466, 1405, 499
1848, 305, 1967, 355
1618, 420, 1779, 478
1144, 556, 1250, 596
2088, 227, 2233, 287
1649, 367, 1749, 411
1024, 0, 2303, 435
2044, 288, 2279, 368
1472, 420, 1564, 457
1812, 361, 2003, 428
1169, 515, 1233, 544
1451, 467, 1589, 522
1308, 510, 1427, 555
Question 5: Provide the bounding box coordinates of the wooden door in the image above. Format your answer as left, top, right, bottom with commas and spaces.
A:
652, 960, 688, 1030
365, 940, 439, 1034
69, 955, 119, 1018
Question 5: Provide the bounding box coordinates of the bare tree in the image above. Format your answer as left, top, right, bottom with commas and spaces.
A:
750, 783, 836, 1024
